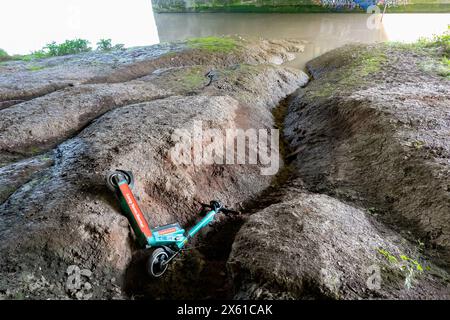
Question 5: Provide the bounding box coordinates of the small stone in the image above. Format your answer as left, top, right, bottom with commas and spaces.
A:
80, 269, 92, 278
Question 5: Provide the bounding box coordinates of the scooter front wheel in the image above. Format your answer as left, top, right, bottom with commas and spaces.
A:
147, 248, 169, 278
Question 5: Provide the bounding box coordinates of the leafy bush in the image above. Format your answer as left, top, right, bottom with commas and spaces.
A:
1, 38, 125, 63
96, 39, 125, 52
44, 39, 91, 56
0, 48, 10, 61
97, 39, 112, 51
30, 50, 48, 59
415, 26, 450, 79
417, 25, 449, 56
427, 25, 450, 57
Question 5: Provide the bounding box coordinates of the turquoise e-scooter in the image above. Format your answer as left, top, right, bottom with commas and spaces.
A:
106, 170, 238, 277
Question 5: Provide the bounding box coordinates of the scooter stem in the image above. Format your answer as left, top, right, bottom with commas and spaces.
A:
116, 178, 152, 246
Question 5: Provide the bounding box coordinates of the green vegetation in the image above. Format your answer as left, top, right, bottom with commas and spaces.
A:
311, 46, 388, 99
359, 51, 388, 76
168, 66, 206, 91
386, 2, 450, 13
391, 26, 450, 79
1, 38, 126, 63
44, 39, 91, 56
377, 245, 427, 289
0, 48, 9, 61
181, 69, 205, 89
304, 27, 449, 103
96, 39, 125, 52
378, 248, 400, 264
27, 146, 42, 155
367, 207, 380, 216
423, 25, 450, 51
27, 65, 45, 72
312, 82, 335, 98
153, 66, 207, 92
187, 36, 237, 53
153, 0, 450, 13
441, 57, 450, 77
422, 26, 450, 78
412, 140, 426, 149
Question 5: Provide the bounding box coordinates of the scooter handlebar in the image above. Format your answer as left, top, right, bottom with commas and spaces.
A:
199, 201, 239, 215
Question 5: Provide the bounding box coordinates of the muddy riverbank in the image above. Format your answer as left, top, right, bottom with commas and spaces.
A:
0, 36, 449, 299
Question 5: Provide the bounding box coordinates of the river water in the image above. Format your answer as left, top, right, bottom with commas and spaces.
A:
155, 13, 450, 69
0, 0, 449, 69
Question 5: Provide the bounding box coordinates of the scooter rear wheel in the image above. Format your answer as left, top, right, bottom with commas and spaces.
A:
147, 248, 169, 278
106, 170, 134, 191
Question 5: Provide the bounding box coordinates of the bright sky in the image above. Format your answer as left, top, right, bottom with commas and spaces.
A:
0, 0, 160, 55
382, 13, 450, 42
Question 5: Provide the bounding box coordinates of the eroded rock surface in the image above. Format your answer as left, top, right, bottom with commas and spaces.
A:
228, 44, 450, 299
288, 44, 450, 265
0, 38, 305, 165
229, 183, 450, 299
0, 38, 307, 299
3, 38, 449, 300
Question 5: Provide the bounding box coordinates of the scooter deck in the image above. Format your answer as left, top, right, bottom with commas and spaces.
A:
149, 223, 186, 246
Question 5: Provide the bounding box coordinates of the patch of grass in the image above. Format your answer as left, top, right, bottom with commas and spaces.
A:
183, 72, 204, 88
187, 36, 237, 53
27, 146, 42, 155
156, 66, 207, 92
27, 65, 45, 72
437, 56, 450, 78
413, 26, 450, 79
311, 82, 335, 98
422, 25, 450, 55
306, 46, 389, 102
180, 67, 205, 90
359, 52, 387, 76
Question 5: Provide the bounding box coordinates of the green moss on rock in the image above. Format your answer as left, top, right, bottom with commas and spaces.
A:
180, 67, 206, 90
187, 36, 238, 53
